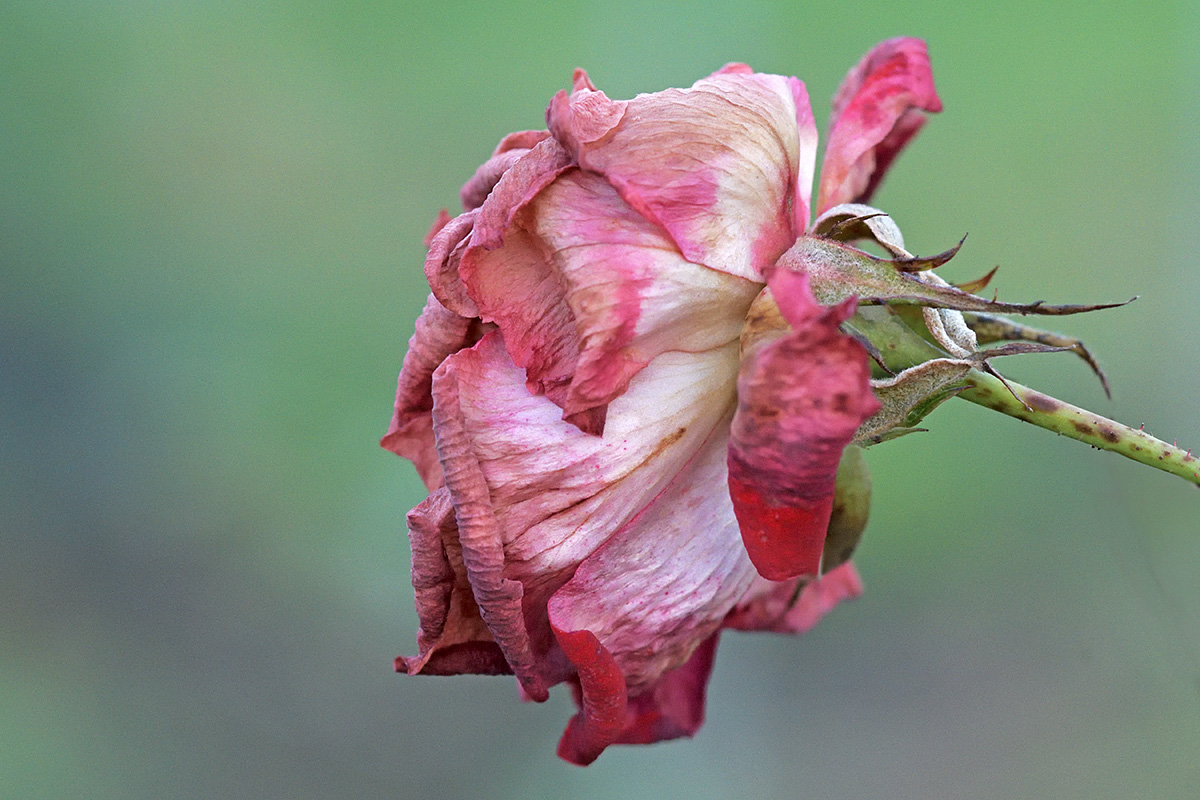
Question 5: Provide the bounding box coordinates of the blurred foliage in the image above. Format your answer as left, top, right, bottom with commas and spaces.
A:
2, 1, 1198, 798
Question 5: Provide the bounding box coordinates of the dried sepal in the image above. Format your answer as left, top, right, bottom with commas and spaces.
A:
890, 235, 966, 273
853, 341, 1069, 446
778, 236, 1133, 317
955, 266, 998, 295
854, 357, 972, 445
812, 203, 909, 257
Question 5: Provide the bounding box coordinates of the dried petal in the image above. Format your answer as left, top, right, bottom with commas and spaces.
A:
460, 130, 552, 210
549, 68, 815, 281
725, 562, 864, 633
549, 424, 756, 763
381, 293, 486, 490
818, 37, 942, 213
397, 489, 510, 677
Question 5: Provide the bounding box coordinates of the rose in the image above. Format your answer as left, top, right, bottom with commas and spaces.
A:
383, 38, 942, 765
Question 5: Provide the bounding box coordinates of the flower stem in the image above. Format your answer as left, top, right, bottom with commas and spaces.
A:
846, 306, 1200, 487
959, 370, 1200, 487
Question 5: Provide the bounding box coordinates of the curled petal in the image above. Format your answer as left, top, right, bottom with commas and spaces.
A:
617, 633, 718, 745
424, 210, 479, 318
548, 69, 814, 281
725, 562, 864, 633
728, 273, 879, 581
555, 632, 720, 766
459, 130, 552, 211
431, 341, 549, 701
396, 489, 510, 677
456, 138, 580, 418
818, 37, 942, 214
423, 208, 452, 247
553, 628, 628, 766
429, 332, 741, 695
381, 293, 485, 491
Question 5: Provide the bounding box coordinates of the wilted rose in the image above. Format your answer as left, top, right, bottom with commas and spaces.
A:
381, 38, 946, 765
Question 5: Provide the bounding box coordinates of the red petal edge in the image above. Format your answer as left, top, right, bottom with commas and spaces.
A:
553, 626, 721, 765
553, 626, 629, 766
727, 271, 879, 581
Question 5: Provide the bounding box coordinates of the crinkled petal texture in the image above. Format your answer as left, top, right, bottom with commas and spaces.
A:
549, 67, 815, 282
418, 329, 744, 699
817, 37, 942, 214
727, 270, 880, 581
381, 293, 487, 491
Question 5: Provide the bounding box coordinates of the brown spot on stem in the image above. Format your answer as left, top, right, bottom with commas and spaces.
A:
1098, 427, 1120, 444
1072, 421, 1093, 436
1026, 393, 1060, 413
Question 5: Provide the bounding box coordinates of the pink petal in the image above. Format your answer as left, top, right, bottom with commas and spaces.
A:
423, 208, 452, 247
396, 489, 511, 677
547, 69, 814, 282
461, 154, 757, 435
380, 293, 486, 491
817, 37, 942, 214
528, 170, 760, 431
428, 331, 740, 697
791, 78, 819, 233
549, 423, 755, 763
459, 130, 552, 211
424, 210, 479, 318
547, 418, 755, 691
454, 138, 585, 423
727, 272, 879, 581
555, 632, 721, 765
553, 627, 628, 766
724, 561, 864, 633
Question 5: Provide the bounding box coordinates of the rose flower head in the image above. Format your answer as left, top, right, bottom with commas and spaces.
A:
382, 37, 1199, 765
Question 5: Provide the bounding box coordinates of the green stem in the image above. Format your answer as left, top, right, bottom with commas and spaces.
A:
960, 371, 1200, 487
847, 306, 1200, 487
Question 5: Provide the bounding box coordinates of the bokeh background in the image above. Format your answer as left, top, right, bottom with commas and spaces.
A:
4, 1, 1199, 798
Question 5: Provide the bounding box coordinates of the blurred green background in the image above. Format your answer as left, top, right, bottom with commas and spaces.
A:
3, 1, 1199, 797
